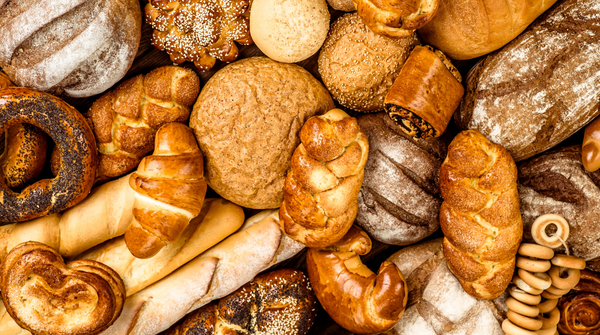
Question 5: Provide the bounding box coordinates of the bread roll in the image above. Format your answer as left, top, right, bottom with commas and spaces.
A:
355, 113, 447, 245
354, 0, 438, 38
190, 57, 335, 209
318, 13, 420, 113
417, 0, 558, 60
583, 117, 600, 172
456, 0, 600, 161
0, 0, 141, 97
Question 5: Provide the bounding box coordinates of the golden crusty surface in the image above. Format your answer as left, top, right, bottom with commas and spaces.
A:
190, 57, 335, 209
0, 242, 125, 335
353, 0, 439, 38
439, 129, 522, 300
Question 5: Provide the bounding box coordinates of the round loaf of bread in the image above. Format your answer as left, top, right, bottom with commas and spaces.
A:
318, 13, 420, 113
0, 0, 141, 98
250, 0, 330, 63
190, 57, 335, 209
356, 113, 447, 245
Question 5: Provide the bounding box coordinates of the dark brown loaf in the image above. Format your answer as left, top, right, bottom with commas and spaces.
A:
0, 0, 141, 98
456, 0, 600, 161
355, 112, 447, 245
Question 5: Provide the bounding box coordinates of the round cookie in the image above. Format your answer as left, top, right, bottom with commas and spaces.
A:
318, 13, 420, 113
190, 57, 335, 209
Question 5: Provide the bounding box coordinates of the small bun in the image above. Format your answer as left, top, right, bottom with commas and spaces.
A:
318, 13, 420, 113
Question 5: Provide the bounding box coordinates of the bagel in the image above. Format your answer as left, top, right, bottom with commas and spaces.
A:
0, 88, 97, 223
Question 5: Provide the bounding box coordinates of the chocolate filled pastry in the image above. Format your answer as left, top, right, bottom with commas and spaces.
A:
385, 45, 464, 139
0, 241, 125, 335
165, 269, 317, 335
145, 0, 253, 71
0, 88, 97, 223
559, 269, 600, 335
353, 0, 438, 38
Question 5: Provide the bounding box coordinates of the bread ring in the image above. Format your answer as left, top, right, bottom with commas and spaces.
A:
516, 256, 552, 273
531, 214, 570, 248
0, 88, 97, 222
518, 243, 554, 260
502, 319, 538, 335
545, 285, 571, 296
506, 297, 540, 317
551, 254, 586, 270
1, 123, 48, 189
514, 275, 544, 295
535, 326, 558, 335
542, 291, 562, 300
548, 266, 580, 290
537, 298, 558, 314
506, 310, 543, 331
509, 286, 541, 305
539, 307, 560, 329
518, 269, 552, 290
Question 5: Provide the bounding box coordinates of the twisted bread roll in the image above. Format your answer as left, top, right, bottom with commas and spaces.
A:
559, 270, 600, 335
0, 242, 125, 335
440, 129, 523, 300
279, 109, 369, 248
353, 0, 439, 38
165, 269, 317, 335
124, 123, 207, 259
83, 66, 200, 181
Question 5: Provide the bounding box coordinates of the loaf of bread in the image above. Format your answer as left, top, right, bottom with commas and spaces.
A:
83, 66, 200, 181
417, 0, 557, 60
440, 130, 522, 300
124, 123, 207, 259
518, 146, 600, 268
0, 0, 141, 97
355, 113, 447, 245
456, 0, 600, 161
385, 239, 507, 335
165, 269, 317, 335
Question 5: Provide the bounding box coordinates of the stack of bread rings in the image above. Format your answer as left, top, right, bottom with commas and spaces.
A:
502, 214, 587, 335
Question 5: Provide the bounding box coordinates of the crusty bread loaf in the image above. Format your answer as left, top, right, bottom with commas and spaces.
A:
456, 0, 600, 161
417, 0, 558, 60
0, 0, 141, 97
355, 113, 447, 245
440, 130, 522, 300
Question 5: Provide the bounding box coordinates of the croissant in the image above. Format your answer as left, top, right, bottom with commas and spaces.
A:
124, 122, 207, 259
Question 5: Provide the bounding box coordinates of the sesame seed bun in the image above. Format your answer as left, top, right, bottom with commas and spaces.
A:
318, 13, 420, 113
249, 0, 330, 63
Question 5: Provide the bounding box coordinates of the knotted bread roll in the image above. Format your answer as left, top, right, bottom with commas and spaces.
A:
124, 123, 207, 259
279, 109, 369, 248
353, 0, 438, 38
440, 129, 523, 300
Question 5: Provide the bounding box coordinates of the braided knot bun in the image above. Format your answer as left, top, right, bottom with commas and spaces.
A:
439, 129, 523, 300
279, 109, 369, 248
353, 0, 439, 38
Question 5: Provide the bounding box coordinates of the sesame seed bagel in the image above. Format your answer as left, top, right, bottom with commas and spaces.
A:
0, 88, 97, 223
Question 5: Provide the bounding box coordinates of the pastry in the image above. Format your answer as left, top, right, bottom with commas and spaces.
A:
0, 88, 97, 223
124, 123, 207, 259
353, 0, 438, 38
279, 109, 369, 248
558, 269, 600, 335
145, 0, 252, 71
582, 117, 600, 172
190, 57, 335, 209
318, 13, 420, 113
0, 0, 141, 97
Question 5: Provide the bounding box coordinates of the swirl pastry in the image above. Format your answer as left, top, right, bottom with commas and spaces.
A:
558, 269, 600, 335
145, 0, 253, 71
0, 242, 125, 335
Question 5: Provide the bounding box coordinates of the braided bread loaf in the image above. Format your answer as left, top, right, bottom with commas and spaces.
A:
440, 129, 523, 300
124, 123, 207, 259
83, 66, 200, 182
353, 0, 439, 38
145, 0, 253, 71
279, 109, 369, 248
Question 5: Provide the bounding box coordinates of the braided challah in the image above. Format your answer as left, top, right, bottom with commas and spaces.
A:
124, 123, 207, 259
279, 109, 369, 248
439, 129, 523, 300
353, 0, 439, 38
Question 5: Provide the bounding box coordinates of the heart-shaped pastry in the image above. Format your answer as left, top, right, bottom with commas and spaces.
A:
0, 241, 125, 335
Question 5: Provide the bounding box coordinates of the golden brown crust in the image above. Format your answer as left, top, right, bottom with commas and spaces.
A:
0, 241, 125, 335
85, 66, 200, 182
280, 109, 369, 248
1, 124, 47, 189
439, 129, 522, 300
307, 226, 408, 334
0, 88, 97, 223
354, 0, 438, 38
583, 117, 600, 172
124, 123, 207, 259
0, 72, 12, 90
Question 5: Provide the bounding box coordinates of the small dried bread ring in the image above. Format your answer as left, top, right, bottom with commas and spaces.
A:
502, 319, 538, 335
551, 254, 586, 270
548, 266, 580, 290
0, 88, 97, 223
539, 307, 560, 329
516, 256, 552, 273
537, 298, 558, 314
542, 291, 562, 300
509, 286, 541, 305
514, 275, 544, 295
518, 269, 552, 290
535, 326, 557, 335
507, 310, 543, 331
518, 243, 554, 260
506, 297, 540, 317
531, 214, 570, 248
545, 285, 570, 296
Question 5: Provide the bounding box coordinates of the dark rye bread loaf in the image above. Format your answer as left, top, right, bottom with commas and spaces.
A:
519, 146, 600, 269
456, 0, 600, 161
356, 113, 448, 245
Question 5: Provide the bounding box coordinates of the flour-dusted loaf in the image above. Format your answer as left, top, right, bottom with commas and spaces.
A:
355, 113, 447, 245
456, 0, 600, 161
0, 0, 141, 98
